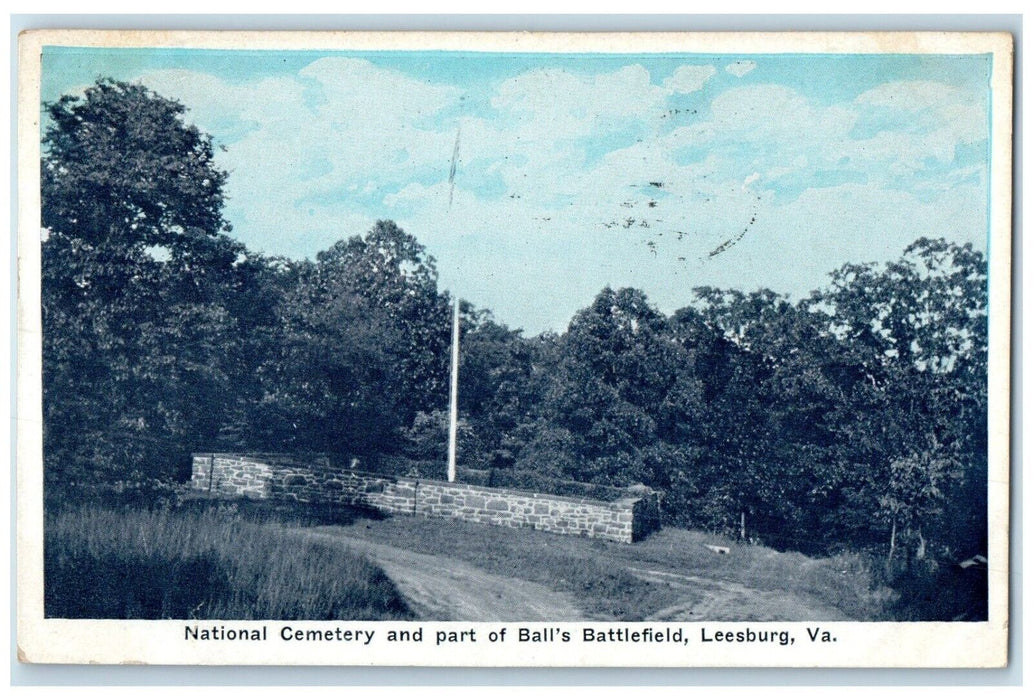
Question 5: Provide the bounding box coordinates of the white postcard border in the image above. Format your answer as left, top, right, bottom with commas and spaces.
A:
15, 29, 1014, 668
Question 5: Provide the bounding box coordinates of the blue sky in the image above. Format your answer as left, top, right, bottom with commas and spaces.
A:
42, 47, 993, 334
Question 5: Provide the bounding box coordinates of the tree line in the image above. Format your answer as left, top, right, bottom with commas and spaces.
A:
41, 79, 988, 569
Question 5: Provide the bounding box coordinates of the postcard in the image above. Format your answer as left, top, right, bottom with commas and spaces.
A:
16, 29, 1012, 667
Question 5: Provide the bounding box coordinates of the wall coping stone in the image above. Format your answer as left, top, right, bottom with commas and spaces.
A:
198, 453, 654, 507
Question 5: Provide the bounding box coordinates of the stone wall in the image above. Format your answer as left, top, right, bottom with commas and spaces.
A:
191, 453, 661, 543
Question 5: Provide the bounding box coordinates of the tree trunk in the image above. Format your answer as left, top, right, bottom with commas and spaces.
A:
887, 517, 897, 571
740, 511, 746, 541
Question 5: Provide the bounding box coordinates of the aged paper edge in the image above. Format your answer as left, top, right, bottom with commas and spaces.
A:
15, 29, 1014, 668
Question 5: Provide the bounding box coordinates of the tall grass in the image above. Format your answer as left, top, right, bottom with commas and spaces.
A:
45, 505, 413, 620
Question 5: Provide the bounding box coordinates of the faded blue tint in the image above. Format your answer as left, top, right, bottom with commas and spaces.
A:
851, 106, 930, 139
768, 169, 870, 204
39, 45, 996, 333
42, 46, 993, 108
457, 158, 509, 200
579, 121, 649, 168
953, 140, 991, 170
204, 117, 260, 146
673, 143, 711, 166
297, 157, 333, 182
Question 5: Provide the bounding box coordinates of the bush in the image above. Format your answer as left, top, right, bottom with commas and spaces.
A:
886, 558, 988, 621
45, 477, 184, 515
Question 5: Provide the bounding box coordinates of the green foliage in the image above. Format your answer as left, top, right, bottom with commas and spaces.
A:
803, 239, 988, 561
526, 287, 689, 485
501, 239, 988, 567
400, 409, 481, 468
242, 221, 452, 460
41, 79, 244, 490
42, 79, 232, 257
313, 220, 452, 413
458, 312, 543, 469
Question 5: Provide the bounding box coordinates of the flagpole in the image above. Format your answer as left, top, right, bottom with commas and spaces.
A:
446, 119, 462, 482
446, 296, 460, 482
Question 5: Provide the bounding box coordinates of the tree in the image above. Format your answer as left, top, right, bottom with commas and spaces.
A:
526, 287, 688, 485
211, 254, 303, 451
247, 221, 453, 461
311, 221, 452, 420
810, 238, 988, 562
457, 310, 542, 469
41, 79, 241, 491
668, 291, 828, 544
42, 79, 234, 271
250, 264, 409, 457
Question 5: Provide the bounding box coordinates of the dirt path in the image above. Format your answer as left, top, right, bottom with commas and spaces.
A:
628, 567, 850, 621
304, 531, 586, 621
302, 523, 853, 622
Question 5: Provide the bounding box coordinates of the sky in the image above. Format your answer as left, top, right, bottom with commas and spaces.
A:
41, 47, 993, 334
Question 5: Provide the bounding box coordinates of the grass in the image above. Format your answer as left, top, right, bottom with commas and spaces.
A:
314, 514, 897, 621
45, 503, 413, 620
42, 493, 912, 622
606, 528, 897, 621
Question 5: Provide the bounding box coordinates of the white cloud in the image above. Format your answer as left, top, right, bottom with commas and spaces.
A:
492, 64, 665, 121
706, 84, 856, 140
300, 57, 461, 116
136, 60, 467, 254
663, 65, 717, 93
725, 60, 757, 78
857, 80, 960, 110
856, 80, 988, 146
660, 77, 988, 198
123, 59, 989, 332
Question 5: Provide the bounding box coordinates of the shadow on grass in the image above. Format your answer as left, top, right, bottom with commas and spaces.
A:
177, 494, 388, 528
45, 550, 231, 619
888, 562, 988, 621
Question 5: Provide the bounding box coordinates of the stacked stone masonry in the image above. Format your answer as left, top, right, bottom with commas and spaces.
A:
191, 453, 661, 543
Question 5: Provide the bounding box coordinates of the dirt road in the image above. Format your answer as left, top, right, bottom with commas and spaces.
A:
305, 526, 849, 622
627, 567, 850, 621
305, 531, 586, 621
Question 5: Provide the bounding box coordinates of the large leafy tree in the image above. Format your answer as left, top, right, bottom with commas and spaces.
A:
662, 238, 987, 561
249, 221, 452, 460
254, 270, 408, 457
810, 238, 988, 563
42, 79, 234, 270
41, 79, 242, 491
454, 309, 541, 470
311, 221, 452, 418
528, 287, 690, 485
668, 291, 828, 544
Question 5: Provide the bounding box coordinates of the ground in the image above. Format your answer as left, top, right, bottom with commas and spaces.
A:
295, 513, 863, 622
310, 533, 586, 620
